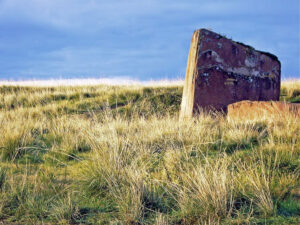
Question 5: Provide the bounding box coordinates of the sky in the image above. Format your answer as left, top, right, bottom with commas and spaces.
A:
0, 0, 299, 81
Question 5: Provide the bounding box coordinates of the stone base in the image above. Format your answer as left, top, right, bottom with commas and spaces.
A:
227, 100, 300, 119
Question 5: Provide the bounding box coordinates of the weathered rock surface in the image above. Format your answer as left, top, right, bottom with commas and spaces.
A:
180, 29, 281, 119
227, 100, 300, 119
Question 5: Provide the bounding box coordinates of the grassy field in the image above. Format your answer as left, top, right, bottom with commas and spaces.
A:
0, 80, 299, 224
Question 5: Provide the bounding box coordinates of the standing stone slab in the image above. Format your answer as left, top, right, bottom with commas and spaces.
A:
180, 29, 281, 119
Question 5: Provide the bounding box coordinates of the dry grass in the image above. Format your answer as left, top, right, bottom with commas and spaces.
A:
281, 79, 300, 102
0, 80, 299, 224
0, 78, 184, 87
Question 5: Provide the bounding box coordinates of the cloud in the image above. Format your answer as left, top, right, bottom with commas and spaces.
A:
1, 0, 289, 31
0, 0, 299, 79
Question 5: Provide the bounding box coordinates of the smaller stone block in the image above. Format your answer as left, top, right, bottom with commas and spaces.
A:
227, 100, 300, 119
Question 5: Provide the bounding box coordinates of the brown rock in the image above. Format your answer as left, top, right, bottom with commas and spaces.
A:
180, 29, 281, 119
227, 100, 300, 119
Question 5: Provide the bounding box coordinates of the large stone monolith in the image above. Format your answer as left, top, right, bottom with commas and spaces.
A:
180, 29, 281, 119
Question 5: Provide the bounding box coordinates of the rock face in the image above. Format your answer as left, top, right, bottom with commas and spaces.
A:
180, 29, 281, 119
227, 101, 300, 119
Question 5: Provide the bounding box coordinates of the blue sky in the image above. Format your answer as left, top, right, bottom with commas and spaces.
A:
0, 0, 299, 80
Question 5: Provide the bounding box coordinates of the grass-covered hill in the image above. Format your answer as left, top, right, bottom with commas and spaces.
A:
0, 80, 299, 224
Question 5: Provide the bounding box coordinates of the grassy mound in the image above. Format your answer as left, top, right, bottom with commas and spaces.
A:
0, 81, 299, 224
